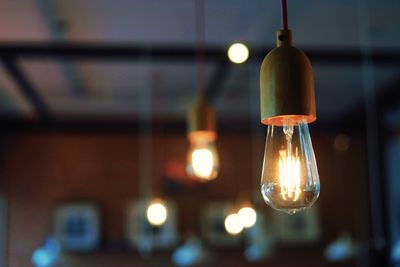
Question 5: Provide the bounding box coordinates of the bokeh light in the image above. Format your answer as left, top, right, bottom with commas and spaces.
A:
224, 213, 243, 235
228, 43, 249, 64
146, 199, 168, 226
238, 206, 257, 228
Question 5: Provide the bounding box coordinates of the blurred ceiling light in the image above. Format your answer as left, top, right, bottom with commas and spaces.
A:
186, 130, 219, 181
228, 43, 249, 64
187, 0, 219, 182
146, 199, 167, 226
237, 206, 257, 228
224, 213, 243, 235
192, 149, 214, 178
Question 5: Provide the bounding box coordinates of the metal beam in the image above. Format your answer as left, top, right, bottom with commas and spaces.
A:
206, 60, 231, 102
1, 58, 51, 120
0, 43, 217, 61
0, 43, 398, 65
0, 114, 368, 135
36, 0, 87, 98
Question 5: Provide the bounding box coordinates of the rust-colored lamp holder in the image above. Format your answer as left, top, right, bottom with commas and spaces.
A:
260, 29, 316, 126
188, 0, 217, 143
187, 94, 217, 142
260, 0, 317, 126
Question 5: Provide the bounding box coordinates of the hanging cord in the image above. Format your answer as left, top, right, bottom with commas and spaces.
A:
280, 0, 289, 30
195, 0, 206, 95
357, 0, 386, 256
138, 56, 154, 200
151, 71, 163, 198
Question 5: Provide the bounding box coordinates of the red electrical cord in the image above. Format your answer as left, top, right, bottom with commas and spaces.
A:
195, 0, 206, 95
280, 0, 289, 30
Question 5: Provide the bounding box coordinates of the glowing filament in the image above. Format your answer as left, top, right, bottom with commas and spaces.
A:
192, 148, 214, 179
278, 149, 301, 201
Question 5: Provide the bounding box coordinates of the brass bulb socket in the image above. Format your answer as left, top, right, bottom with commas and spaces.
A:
187, 96, 217, 142
260, 30, 316, 126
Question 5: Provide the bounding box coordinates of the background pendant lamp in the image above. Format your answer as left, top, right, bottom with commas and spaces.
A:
187, 95, 219, 180
186, 0, 219, 181
259, 0, 320, 214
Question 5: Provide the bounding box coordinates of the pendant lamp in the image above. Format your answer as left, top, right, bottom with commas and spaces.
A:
186, 0, 219, 181
259, 0, 320, 214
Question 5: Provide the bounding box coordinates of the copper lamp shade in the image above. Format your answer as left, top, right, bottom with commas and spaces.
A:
260, 30, 316, 126
187, 95, 217, 142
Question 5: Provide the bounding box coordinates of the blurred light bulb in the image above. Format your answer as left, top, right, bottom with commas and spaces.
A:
187, 135, 219, 181
238, 207, 257, 228
146, 199, 167, 226
192, 149, 213, 177
228, 43, 249, 64
225, 213, 243, 235
261, 120, 319, 214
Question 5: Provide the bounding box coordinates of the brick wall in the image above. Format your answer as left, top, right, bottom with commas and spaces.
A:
0, 131, 367, 267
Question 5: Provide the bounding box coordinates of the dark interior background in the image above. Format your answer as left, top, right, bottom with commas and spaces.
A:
0, 0, 399, 267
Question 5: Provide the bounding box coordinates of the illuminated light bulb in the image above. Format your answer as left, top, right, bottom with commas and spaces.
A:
192, 149, 213, 178
146, 199, 167, 226
224, 213, 243, 235
259, 3, 320, 213
260, 120, 319, 214
237, 206, 257, 228
187, 133, 219, 181
228, 43, 249, 64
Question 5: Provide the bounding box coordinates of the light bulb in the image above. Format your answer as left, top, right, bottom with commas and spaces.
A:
260, 120, 319, 214
237, 206, 257, 228
146, 199, 167, 226
224, 213, 243, 235
187, 135, 219, 181
228, 43, 249, 64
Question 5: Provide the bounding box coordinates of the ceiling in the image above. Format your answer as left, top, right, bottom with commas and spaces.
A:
0, 0, 399, 124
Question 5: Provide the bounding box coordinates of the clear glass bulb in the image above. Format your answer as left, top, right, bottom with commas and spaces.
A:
260, 120, 319, 214
186, 135, 219, 181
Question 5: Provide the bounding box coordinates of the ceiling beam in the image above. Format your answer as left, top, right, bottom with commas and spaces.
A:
206, 60, 231, 103
0, 114, 368, 135
1, 58, 52, 121
36, 0, 87, 98
0, 43, 398, 65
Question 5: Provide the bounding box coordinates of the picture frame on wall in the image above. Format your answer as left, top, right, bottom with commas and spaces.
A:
126, 199, 178, 252
53, 202, 101, 252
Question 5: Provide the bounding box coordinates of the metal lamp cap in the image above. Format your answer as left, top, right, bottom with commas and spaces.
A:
259, 30, 316, 126
187, 95, 217, 142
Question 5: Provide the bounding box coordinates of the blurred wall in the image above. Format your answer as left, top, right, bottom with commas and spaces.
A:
0, 130, 370, 267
